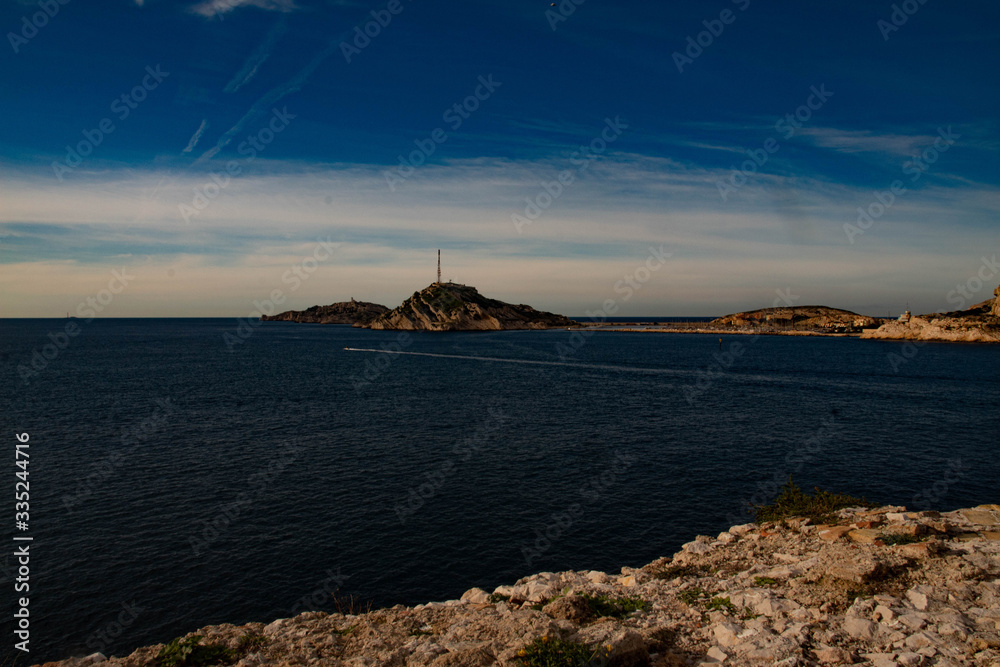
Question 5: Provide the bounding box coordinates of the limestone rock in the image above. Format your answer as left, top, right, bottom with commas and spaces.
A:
365, 283, 578, 331
261, 299, 389, 325
460, 588, 489, 604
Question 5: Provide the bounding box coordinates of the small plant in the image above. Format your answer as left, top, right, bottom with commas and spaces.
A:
754, 476, 875, 524
706, 596, 736, 613
650, 563, 710, 580
579, 593, 649, 618
331, 624, 356, 636
156, 636, 233, 667
753, 576, 779, 587
515, 636, 611, 667
678, 588, 706, 605
879, 533, 923, 546
409, 628, 433, 636
332, 593, 373, 615
488, 593, 511, 604
740, 607, 760, 620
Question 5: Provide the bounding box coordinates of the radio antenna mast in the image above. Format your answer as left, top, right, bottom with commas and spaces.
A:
437, 249, 441, 284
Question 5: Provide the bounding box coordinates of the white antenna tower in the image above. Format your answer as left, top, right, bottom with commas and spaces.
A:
437, 249, 441, 284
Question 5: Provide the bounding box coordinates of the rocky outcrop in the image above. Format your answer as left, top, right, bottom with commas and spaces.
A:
993, 285, 1000, 318
261, 299, 389, 325
711, 306, 881, 333
51, 504, 1000, 667
365, 283, 578, 331
861, 291, 1000, 343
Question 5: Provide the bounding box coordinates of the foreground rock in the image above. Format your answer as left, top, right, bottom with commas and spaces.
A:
711, 306, 881, 334
861, 290, 1000, 343
365, 283, 579, 331
46, 504, 1000, 667
261, 299, 389, 325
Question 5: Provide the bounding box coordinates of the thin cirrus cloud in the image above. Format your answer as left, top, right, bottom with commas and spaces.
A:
182, 119, 209, 153
223, 18, 289, 94
188, 0, 297, 19
1, 150, 997, 317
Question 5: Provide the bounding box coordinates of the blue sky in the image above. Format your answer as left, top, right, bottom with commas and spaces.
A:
1, 0, 998, 317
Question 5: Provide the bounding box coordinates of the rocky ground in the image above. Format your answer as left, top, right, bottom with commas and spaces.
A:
261, 300, 389, 325
45, 504, 1000, 667
710, 306, 881, 334
861, 288, 1000, 343
365, 283, 578, 331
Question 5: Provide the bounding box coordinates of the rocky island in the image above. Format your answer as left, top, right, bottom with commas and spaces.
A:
861, 287, 1000, 343
709, 306, 882, 334
44, 501, 1000, 667
261, 299, 389, 325
364, 282, 579, 331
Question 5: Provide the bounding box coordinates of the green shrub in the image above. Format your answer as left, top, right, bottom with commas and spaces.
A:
706, 596, 736, 613
578, 593, 649, 618
754, 477, 875, 523
753, 576, 779, 587
678, 588, 706, 605
515, 636, 611, 667
156, 636, 233, 667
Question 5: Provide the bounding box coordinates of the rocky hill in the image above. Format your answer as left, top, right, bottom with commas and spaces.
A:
47, 503, 1000, 667
364, 283, 578, 331
711, 306, 881, 333
261, 299, 389, 325
861, 287, 1000, 343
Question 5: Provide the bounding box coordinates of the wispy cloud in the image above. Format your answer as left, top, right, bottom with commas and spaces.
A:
795, 127, 934, 157
196, 38, 341, 164
182, 119, 209, 153
189, 0, 297, 19
223, 18, 288, 94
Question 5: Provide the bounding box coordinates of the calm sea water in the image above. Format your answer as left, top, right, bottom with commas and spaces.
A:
1, 318, 998, 662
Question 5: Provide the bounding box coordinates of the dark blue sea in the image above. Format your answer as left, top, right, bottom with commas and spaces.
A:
1, 318, 998, 663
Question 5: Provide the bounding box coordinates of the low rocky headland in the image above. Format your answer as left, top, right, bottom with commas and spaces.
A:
364, 283, 578, 331
261, 300, 389, 325
861, 288, 1000, 343
45, 503, 1000, 667
709, 306, 882, 334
